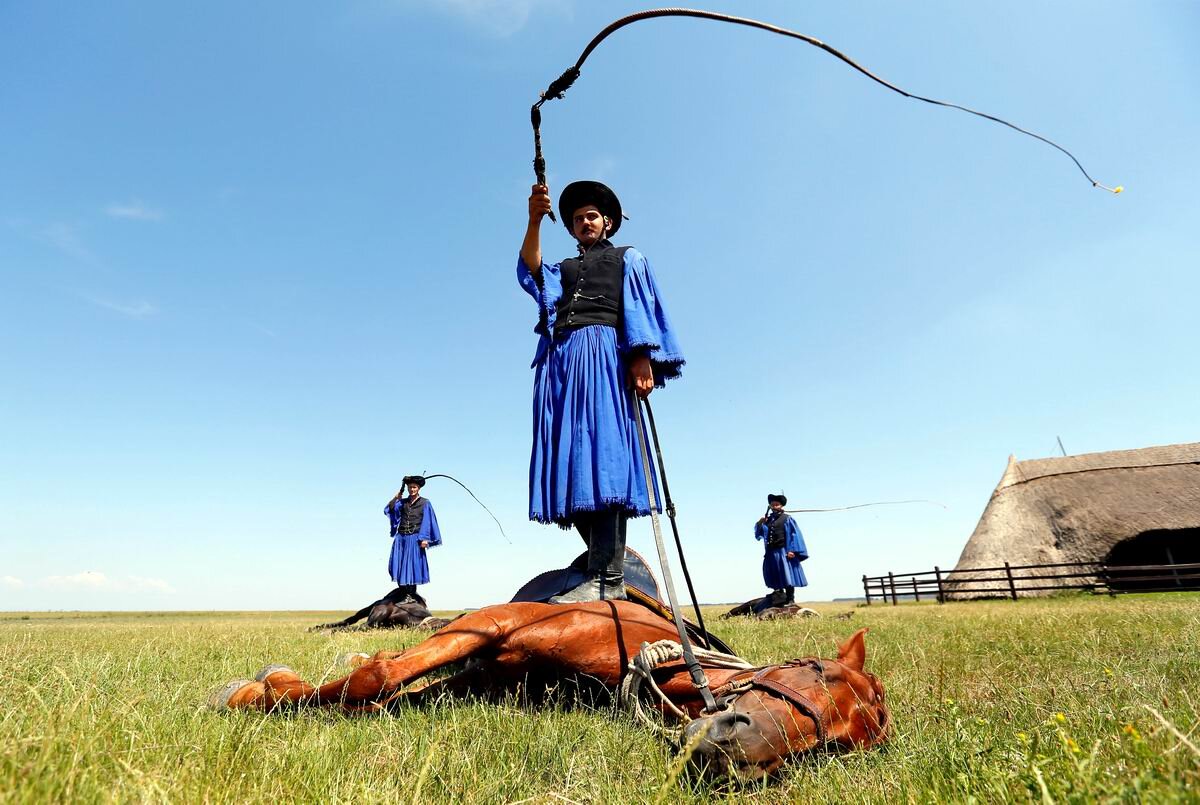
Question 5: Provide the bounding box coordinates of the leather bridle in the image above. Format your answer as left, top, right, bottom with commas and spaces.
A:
711, 658, 831, 742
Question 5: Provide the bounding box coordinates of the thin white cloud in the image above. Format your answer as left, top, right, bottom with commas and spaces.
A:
434, 0, 570, 37
83, 294, 158, 319
40, 571, 175, 594
105, 201, 164, 222
39, 222, 95, 263
1, 576, 24, 589
43, 571, 113, 590
127, 576, 177, 594
588, 156, 618, 182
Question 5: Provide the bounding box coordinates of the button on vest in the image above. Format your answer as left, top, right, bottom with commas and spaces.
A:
556, 244, 626, 333
767, 514, 791, 549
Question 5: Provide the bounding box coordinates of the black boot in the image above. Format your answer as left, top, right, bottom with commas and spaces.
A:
550, 510, 628, 603
785, 586, 796, 604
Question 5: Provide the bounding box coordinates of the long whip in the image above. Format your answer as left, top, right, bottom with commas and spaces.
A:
531, 8, 1121, 199
631, 390, 719, 714
422, 472, 511, 544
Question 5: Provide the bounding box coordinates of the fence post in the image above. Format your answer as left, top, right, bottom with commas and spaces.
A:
1165, 546, 1182, 587
911, 577, 920, 602
1101, 564, 1116, 597
934, 565, 945, 604
1004, 561, 1018, 601
888, 572, 898, 606
862, 575, 871, 605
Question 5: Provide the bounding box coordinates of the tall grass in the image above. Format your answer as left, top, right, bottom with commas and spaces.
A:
2, 595, 1198, 802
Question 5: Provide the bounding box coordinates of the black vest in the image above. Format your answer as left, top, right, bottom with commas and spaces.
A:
555, 243, 628, 333
766, 513, 792, 550
398, 497, 426, 535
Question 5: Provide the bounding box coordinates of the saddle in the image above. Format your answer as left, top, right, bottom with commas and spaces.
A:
510, 547, 735, 655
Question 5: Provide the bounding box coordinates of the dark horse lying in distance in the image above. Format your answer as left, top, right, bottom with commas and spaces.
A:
311, 586, 452, 632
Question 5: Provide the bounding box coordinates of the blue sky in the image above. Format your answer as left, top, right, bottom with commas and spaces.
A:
2, 1, 1197, 611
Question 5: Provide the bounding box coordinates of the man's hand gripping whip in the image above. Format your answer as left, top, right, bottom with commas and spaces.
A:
530, 8, 1122, 197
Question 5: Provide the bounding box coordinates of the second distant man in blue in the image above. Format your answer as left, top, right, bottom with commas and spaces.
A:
754, 493, 808, 608
384, 475, 442, 602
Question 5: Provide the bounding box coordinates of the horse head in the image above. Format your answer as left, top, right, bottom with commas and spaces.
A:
684, 628, 890, 780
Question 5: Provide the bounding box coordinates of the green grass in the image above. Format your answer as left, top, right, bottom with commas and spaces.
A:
2, 595, 1198, 803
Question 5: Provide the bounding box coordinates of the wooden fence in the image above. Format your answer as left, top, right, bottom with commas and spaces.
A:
862, 560, 1200, 605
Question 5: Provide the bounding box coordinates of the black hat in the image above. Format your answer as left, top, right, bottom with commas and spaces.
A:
402, 475, 426, 489
558, 180, 622, 237
767, 493, 788, 506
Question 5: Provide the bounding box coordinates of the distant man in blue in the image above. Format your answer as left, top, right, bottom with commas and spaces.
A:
518, 180, 684, 603
754, 493, 808, 609
384, 475, 442, 602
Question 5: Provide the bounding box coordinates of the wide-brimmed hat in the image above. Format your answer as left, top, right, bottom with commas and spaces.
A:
402, 475, 426, 489
767, 493, 788, 506
558, 180, 622, 237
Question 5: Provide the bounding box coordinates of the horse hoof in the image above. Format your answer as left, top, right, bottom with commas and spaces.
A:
337, 652, 372, 668
255, 664, 296, 682
208, 679, 258, 710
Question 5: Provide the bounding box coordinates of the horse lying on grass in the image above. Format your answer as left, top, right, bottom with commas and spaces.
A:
723, 597, 822, 620
212, 601, 890, 780
311, 586, 452, 632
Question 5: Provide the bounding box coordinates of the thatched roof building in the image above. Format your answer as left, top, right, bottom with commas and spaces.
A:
949, 442, 1200, 596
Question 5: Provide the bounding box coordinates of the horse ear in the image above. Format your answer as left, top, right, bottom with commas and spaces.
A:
836, 628, 868, 671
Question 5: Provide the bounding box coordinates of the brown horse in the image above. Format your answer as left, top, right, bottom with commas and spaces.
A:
213, 601, 890, 780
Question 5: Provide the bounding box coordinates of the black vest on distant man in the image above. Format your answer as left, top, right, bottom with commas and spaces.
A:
767, 513, 794, 550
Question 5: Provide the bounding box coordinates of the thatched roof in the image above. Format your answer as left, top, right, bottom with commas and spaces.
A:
949, 442, 1200, 595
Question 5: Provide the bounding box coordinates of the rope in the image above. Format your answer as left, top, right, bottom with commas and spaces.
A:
531, 8, 1121, 195
619, 639, 754, 734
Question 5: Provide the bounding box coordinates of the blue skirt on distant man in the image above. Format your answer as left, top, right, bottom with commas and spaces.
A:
384, 497, 442, 585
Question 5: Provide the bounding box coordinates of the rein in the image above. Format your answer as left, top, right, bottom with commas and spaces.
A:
620, 639, 752, 733
632, 393, 719, 713
620, 639, 831, 741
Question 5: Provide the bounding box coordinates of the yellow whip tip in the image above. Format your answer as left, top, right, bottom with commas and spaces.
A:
1094, 181, 1124, 194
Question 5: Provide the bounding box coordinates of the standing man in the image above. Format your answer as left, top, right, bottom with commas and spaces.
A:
384, 475, 442, 602
518, 181, 685, 603
754, 493, 808, 609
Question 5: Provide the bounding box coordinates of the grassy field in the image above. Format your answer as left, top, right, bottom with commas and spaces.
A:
2, 594, 1198, 803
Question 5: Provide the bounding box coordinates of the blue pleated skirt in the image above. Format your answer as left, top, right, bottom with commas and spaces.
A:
389, 535, 430, 585
763, 547, 807, 589
529, 325, 658, 526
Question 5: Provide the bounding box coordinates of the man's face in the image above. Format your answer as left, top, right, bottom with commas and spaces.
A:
407, 483, 421, 498
572, 205, 607, 246
770, 501, 784, 512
